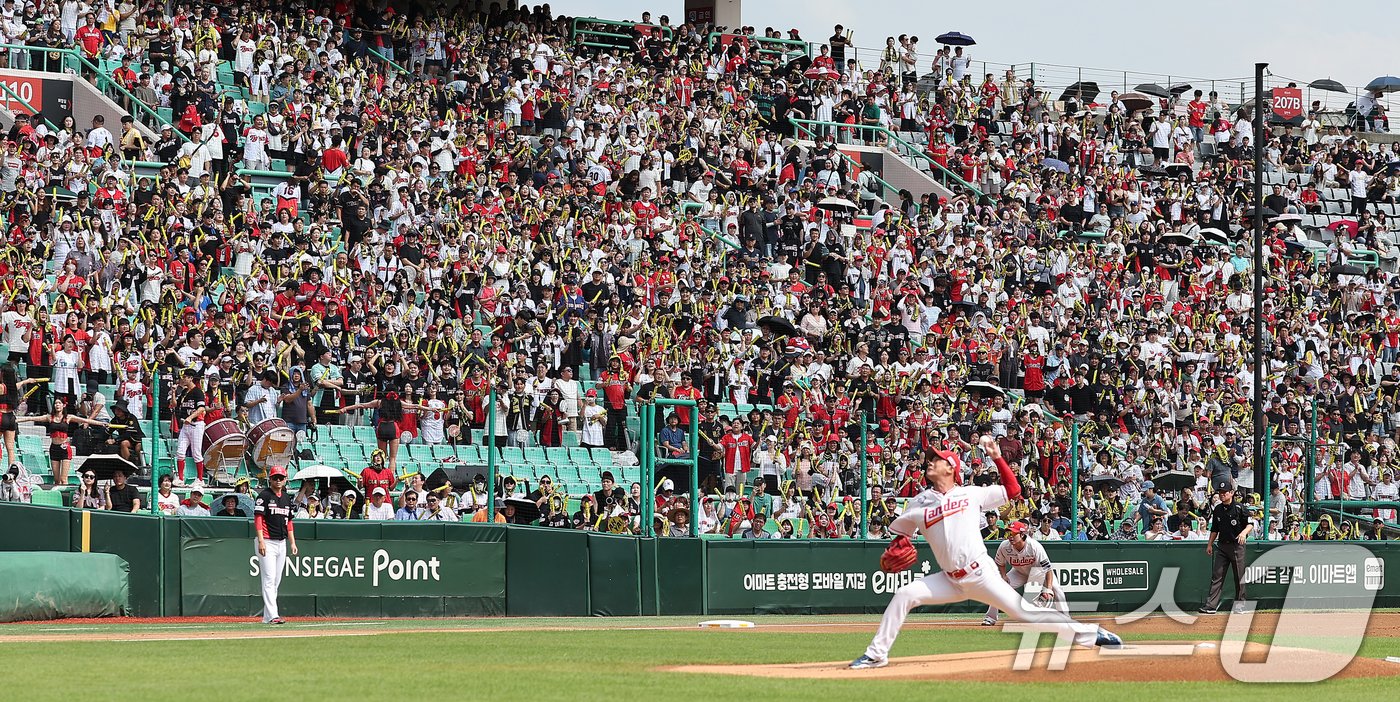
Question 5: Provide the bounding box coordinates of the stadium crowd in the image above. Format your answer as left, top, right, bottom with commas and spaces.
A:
0, 1, 1395, 543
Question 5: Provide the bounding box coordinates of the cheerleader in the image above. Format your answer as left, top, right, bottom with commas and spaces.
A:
0, 363, 42, 469
17, 395, 108, 487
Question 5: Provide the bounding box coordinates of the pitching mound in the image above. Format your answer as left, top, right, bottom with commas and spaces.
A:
666, 642, 1400, 683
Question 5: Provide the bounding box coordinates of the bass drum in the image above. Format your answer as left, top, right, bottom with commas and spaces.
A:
248, 417, 296, 469
202, 418, 247, 470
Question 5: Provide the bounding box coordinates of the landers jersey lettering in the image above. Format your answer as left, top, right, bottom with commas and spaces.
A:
890, 484, 1008, 573
994, 538, 1052, 572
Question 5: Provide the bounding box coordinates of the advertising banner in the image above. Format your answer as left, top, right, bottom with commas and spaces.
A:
705, 541, 1397, 614
181, 537, 504, 600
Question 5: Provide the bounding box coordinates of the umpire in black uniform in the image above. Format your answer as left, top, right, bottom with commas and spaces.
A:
1199, 477, 1253, 614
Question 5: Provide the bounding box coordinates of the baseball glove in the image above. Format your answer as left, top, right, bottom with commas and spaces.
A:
880, 535, 918, 573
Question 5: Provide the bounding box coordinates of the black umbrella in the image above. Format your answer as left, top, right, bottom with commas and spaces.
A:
1309, 78, 1348, 93
1169, 83, 1193, 95
1058, 81, 1100, 103
1087, 474, 1125, 490
1244, 205, 1280, 219
1159, 231, 1199, 247
1135, 83, 1171, 99
935, 31, 976, 46
951, 300, 989, 318
1116, 91, 1155, 113
1163, 163, 1193, 179
757, 315, 799, 339
504, 496, 542, 524
1365, 76, 1400, 94
1149, 471, 1197, 492
82, 455, 140, 481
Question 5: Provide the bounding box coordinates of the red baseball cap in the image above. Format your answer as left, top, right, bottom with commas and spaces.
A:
932, 448, 963, 474
269, 465, 287, 477
1007, 521, 1029, 535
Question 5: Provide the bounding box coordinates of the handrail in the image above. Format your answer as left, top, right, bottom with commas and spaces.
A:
0, 43, 189, 144
789, 119, 902, 202
364, 46, 411, 77
676, 200, 739, 250
0, 80, 57, 132
570, 17, 672, 51
706, 32, 809, 66
791, 118, 984, 200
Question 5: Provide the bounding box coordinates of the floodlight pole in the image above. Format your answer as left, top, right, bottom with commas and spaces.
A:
1253, 62, 1268, 497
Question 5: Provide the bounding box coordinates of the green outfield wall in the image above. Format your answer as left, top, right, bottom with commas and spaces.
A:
0, 503, 1391, 618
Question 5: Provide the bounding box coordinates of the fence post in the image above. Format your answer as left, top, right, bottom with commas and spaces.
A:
859, 412, 869, 539
642, 404, 653, 537
486, 385, 496, 515
1262, 426, 1273, 537
1028, 62, 1035, 85
149, 370, 161, 513
1069, 421, 1080, 539
1305, 396, 1318, 519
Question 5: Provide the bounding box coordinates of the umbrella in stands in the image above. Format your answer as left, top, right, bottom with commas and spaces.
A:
935, 31, 976, 46
1328, 219, 1360, 236
1116, 91, 1155, 112
757, 315, 799, 340
1042, 158, 1070, 173
503, 496, 541, 524
962, 381, 1005, 398
1270, 212, 1304, 224
1243, 205, 1279, 219
1309, 78, 1348, 93
914, 72, 940, 93
291, 464, 343, 481
1086, 474, 1126, 490
82, 454, 140, 481
803, 66, 840, 81
1149, 471, 1197, 492
1134, 83, 1171, 99
215, 492, 256, 516
1163, 163, 1193, 179
1058, 81, 1100, 103
1169, 83, 1193, 95
1200, 228, 1231, 246
817, 196, 859, 212
1159, 230, 1199, 247
1365, 76, 1400, 93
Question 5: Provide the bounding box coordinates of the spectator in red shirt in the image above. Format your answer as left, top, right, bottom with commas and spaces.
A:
74, 18, 103, 58
720, 421, 754, 488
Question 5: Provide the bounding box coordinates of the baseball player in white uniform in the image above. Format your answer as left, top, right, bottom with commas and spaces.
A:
982, 520, 1067, 626
851, 437, 1121, 669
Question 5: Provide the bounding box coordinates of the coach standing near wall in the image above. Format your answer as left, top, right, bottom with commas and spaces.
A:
1199, 478, 1252, 614
255, 465, 297, 624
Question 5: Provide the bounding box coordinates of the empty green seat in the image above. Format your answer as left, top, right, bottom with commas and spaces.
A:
568, 448, 594, 465
522, 447, 547, 465
501, 447, 525, 465
592, 449, 615, 467
544, 447, 571, 465
31, 489, 63, 506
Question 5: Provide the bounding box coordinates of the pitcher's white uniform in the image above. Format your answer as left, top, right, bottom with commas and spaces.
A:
862, 484, 1098, 662
985, 534, 1068, 620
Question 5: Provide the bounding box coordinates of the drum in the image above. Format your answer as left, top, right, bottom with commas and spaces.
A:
202, 418, 247, 468
249, 417, 296, 468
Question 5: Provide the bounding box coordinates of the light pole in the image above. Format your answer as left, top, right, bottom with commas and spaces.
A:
1253, 62, 1268, 496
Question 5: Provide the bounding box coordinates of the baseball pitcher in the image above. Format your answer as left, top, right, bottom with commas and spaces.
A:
850, 437, 1121, 669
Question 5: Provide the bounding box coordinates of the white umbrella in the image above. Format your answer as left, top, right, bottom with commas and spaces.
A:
1199, 228, 1231, 246
292, 464, 345, 481
817, 196, 859, 213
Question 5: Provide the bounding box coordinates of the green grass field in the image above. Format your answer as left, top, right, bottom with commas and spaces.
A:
4, 615, 1399, 701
